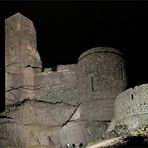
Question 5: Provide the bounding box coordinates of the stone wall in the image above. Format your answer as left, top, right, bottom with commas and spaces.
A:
32, 64, 109, 147
107, 84, 148, 134
5, 13, 42, 105
3, 13, 130, 147
77, 47, 128, 121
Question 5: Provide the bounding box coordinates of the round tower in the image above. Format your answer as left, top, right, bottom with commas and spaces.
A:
112, 84, 148, 134
77, 47, 128, 120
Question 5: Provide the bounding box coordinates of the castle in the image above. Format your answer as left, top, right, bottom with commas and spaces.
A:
3, 13, 148, 148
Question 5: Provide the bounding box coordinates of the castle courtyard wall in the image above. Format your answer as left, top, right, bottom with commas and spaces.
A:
77, 47, 128, 121
34, 64, 79, 105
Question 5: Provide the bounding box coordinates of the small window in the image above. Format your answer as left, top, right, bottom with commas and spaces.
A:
131, 94, 134, 100
51, 66, 57, 72
91, 77, 94, 92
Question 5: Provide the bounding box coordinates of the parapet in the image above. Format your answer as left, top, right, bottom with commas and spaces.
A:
78, 47, 124, 61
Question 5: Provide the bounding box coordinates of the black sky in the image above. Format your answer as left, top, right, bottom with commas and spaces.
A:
1, 1, 148, 89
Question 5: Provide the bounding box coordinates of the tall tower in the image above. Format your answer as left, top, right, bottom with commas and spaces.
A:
5, 13, 42, 105
77, 47, 128, 121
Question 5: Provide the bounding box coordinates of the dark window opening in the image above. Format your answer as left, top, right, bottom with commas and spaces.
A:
72, 144, 75, 147
91, 77, 94, 91
131, 94, 134, 100
51, 66, 57, 72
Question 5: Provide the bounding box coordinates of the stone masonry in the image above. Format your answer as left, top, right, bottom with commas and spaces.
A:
3, 12, 148, 148
77, 47, 127, 121
5, 13, 42, 106
107, 84, 148, 135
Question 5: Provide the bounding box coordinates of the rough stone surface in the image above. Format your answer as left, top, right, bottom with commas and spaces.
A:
2, 13, 131, 148
5, 13, 42, 70
58, 120, 109, 147
77, 47, 128, 120
107, 84, 148, 135
5, 13, 42, 106
34, 64, 78, 105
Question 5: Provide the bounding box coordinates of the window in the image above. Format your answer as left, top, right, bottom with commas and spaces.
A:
51, 66, 57, 72
91, 77, 94, 91
131, 94, 134, 100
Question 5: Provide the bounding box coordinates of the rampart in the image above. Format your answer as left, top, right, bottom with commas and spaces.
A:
107, 84, 148, 134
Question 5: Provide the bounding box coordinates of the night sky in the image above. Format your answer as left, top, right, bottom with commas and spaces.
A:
1, 1, 148, 93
